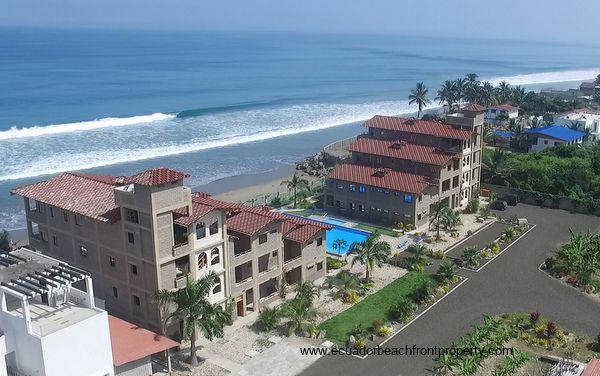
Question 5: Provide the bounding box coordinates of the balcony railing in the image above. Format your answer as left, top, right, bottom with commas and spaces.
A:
233, 248, 252, 258
235, 276, 252, 286
284, 255, 302, 264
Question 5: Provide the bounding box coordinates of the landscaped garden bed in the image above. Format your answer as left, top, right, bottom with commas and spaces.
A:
433, 312, 600, 376
541, 231, 600, 299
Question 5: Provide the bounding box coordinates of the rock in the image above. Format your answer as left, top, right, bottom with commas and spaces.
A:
347, 335, 356, 348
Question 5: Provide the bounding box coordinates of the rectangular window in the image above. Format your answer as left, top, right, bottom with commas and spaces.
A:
404, 194, 413, 203
259, 233, 268, 244
28, 200, 37, 212
349, 202, 355, 211
38, 203, 45, 213
359, 186, 366, 193
113, 287, 118, 298
133, 295, 140, 306
358, 204, 365, 212
272, 250, 278, 257
337, 183, 344, 189
316, 261, 323, 271
125, 208, 139, 224
52, 235, 58, 246
127, 232, 135, 244
40, 231, 47, 242
80, 245, 88, 257
63, 211, 69, 222
316, 237, 323, 246
209, 220, 219, 235
50, 207, 55, 218
349, 184, 356, 191
130, 264, 138, 275
74, 215, 81, 226
109, 256, 116, 267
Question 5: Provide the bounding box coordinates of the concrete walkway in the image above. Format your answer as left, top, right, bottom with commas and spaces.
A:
300, 204, 600, 376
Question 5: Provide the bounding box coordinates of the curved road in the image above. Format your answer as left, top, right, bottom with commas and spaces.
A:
300, 204, 600, 376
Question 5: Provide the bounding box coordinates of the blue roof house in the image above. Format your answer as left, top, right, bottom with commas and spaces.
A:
524, 125, 585, 152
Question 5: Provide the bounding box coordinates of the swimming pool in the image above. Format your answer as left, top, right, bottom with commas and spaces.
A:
326, 226, 370, 256
323, 217, 348, 226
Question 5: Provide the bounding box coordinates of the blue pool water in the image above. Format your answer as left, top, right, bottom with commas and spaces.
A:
326, 227, 370, 256
323, 218, 348, 226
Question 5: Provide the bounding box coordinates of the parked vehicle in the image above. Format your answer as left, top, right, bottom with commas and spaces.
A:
490, 200, 508, 211
502, 194, 520, 206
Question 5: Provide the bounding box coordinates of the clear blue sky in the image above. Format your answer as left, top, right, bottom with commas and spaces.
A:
1, 0, 598, 43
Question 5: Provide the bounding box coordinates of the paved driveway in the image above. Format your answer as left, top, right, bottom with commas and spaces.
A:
300, 204, 600, 376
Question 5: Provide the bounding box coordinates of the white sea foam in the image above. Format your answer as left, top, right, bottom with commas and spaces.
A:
487, 68, 599, 86
0, 113, 175, 140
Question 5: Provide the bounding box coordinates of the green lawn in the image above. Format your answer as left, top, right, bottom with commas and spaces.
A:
321, 272, 434, 344
354, 223, 399, 237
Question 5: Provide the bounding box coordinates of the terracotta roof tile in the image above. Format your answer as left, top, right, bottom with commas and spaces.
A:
108, 315, 179, 367
125, 168, 189, 186
583, 359, 600, 376
348, 138, 458, 166
11, 173, 121, 223
226, 211, 278, 235
463, 103, 487, 112
328, 164, 432, 194
488, 104, 519, 112
364, 115, 473, 140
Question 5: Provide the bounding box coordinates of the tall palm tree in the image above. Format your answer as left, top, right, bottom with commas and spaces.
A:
153, 272, 230, 366
511, 86, 527, 107
482, 149, 511, 186
436, 80, 456, 111
454, 78, 466, 109
281, 172, 309, 209
429, 201, 453, 240
480, 81, 497, 107
496, 81, 511, 103
465, 73, 479, 84
280, 297, 318, 336
349, 231, 391, 282
408, 82, 431, 119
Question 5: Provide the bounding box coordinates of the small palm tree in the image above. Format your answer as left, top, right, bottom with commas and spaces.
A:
333, 270, 360, 301
482, 149, 511, 186
434, 352, 457, 374
256, 306, 280, 332
462, 246, 481, 268
437, 261, 457, 283
408, 82, 432, 119
281, 172, 309, 209
407, 243, 430, 267
280, 297, 317, 337
479, 204, 492, 219
294, 281, 320, 304
153, 272, 230, 366
332, 238, 348, 254
349, 231, 391, 282
429, 201, 453, 240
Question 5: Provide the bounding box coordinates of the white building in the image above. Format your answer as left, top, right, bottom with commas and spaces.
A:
485, 104, 519, 123
554, 109, 600, 141
0, 248, 114, 376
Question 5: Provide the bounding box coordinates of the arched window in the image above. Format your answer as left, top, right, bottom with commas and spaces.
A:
210, 248, 220, 265
198, 253, 207, 269
209, 218, 219, 235
196, 222, 206, 240
212, 281, 222, 294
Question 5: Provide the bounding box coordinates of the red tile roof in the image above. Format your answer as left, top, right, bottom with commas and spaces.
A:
125, 168, 189, 186
348, 138, 458, 166
108, 315, 179, 367
226, 210, 279, 235
10, 173, 121, 223
282, 216, 332, 243
328, 164, 432, 194
463, 103, 487, 112
583, 359, 600, 376
364, 115, 473, 140
488, 104, 519, 112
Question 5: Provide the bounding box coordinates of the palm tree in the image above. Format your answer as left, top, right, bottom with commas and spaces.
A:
511, 86, 527, 107
349, 231, 391, 282
434, 352, 457, 374
529, 117, 543, 129
496, 81, 511, 103
281, 172, 309, 209
462, 246, 480, 267
332, 238, 348, 254
408, 82, 431, 119
333, 270, 360, 300
294, 281, 320, 304
454, 78, 466, 109
0, 230, 10, 252
153, 272, 230, 366
482, 149, 511, 185
442, 210, 462, 231
280, 297, 318, 336
429, 201, 453, 240
465, 73, 479, 84
480, 81, 497, 107
436, 80, 456, 111
437, 261, 457, 283
408, 243, 430, 267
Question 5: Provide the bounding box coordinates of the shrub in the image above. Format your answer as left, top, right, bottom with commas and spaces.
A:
529, 311, 540, 326
535, 323, 546, 336
566, 276, 578, 286
350, 323, 367, 339
390, 298, 416, 323
521, 332, 532, 342
343, 291, 360, 304
430, 250, 447, 260
413, 264, 425, 273
326, 257, 346, 270
377, 326, 392, 337
355, 338, 366, 349
372, 320, 381, 330
481, 250, 492, 259
411, 279, 436, 304
596, 331, 600, 349
256, 306, 280, 332
465, 197, 480, 214
489, 242, 501, 255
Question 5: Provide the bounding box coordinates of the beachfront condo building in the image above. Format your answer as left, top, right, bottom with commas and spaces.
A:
0, 247, 114, 376
11, 168, 329, 336
325, 105, 484, 227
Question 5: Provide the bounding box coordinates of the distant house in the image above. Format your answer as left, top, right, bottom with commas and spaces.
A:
579, 81, 600, 96
490, 130, 513, 148
554, 109, 600, 141
485, 104, 519, 123
525, 125, 585, 152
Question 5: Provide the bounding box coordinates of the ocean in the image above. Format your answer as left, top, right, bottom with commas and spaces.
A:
1, 28, 599, 230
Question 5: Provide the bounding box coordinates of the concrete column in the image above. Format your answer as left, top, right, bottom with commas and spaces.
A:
21, 299, 32, 334
85, 276, 95, 308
